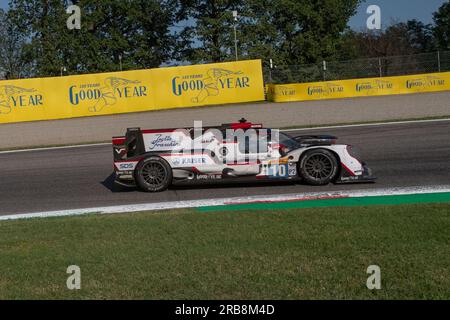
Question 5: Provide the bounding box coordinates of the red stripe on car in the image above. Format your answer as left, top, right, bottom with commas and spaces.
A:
341, 163, 356, 176
112, 138, 126, 145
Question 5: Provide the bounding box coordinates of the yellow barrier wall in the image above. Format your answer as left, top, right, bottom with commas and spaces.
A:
267, 72, 450, 102
0, 60, 265, 124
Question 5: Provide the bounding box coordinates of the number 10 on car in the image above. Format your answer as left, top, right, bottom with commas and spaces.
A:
264, 164, 289, 178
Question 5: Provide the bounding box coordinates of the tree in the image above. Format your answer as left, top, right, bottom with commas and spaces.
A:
176, 0, 361, 66
175, 0, 243, 63
347, 20, 436, 59
71, 0, 177, 72
338, 21, 440, 77
0, 9, 33, 79
240, 0, 362, 67
8, 0, 71, 77
406, 20, 436, 53
7, 0, 177, 77
433, 1, 450, 50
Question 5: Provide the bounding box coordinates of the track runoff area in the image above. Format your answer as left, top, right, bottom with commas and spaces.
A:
1, 185, 449, 221
1, 118, 450, 221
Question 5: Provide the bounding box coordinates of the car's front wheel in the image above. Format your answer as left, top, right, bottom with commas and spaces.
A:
135, 156, 172, 192
299, 149, 339, 185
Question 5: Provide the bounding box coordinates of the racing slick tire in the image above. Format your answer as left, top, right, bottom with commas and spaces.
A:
298, 149, 339, 186
135, 156, 173, 192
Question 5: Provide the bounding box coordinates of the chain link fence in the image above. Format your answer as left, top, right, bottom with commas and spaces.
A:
265, 51, 450, 84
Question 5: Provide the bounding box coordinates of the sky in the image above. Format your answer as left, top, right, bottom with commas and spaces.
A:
0, 0, 447, 29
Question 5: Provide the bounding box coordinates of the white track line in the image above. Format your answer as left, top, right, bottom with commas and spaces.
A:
1, 118, 450, 155
1, 185, 449, 222
0, 142, 110, 155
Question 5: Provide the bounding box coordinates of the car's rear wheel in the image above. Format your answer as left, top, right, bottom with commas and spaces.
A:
135, 156, 172, 192
299, 149, 339, 185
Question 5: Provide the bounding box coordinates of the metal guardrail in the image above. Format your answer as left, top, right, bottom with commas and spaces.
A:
265, 51, 450, 84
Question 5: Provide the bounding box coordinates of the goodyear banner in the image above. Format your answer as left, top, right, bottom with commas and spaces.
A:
267, 72, 450, 102
0, 60, 265, 124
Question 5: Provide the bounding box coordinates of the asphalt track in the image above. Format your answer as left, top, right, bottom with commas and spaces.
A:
1, 120, 450, 216
1, 91, 450, 149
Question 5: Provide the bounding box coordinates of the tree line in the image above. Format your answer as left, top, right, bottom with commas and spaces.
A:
0, 0, 449, 79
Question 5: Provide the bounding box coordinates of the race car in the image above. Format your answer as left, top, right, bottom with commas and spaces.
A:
112, 119, 375, 192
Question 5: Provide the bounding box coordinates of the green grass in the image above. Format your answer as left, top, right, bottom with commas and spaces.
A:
0, 203, 449, 299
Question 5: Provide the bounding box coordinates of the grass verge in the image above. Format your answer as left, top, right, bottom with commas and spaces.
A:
0, 203, 449, 299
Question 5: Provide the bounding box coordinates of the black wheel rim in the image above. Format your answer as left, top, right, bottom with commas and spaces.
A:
304, 154, 334, 180
142, 162, 167, 187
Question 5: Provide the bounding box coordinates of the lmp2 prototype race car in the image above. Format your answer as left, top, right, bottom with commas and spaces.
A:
112, 119, 375, 192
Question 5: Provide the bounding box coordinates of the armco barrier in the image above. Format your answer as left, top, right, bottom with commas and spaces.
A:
267, 72, 450, 102
0, 60, 265, 124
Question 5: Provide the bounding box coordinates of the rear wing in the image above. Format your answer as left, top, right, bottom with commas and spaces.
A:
112, 128, 145, 161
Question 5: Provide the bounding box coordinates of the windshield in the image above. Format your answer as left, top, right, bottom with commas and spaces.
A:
279, 132, 300, 150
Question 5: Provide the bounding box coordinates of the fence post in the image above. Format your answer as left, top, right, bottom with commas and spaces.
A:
378, 58, 382, 77
437, 51, 441, 72
269, 58, 273, 83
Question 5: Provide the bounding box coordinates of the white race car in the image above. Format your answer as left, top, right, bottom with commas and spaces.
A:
112, 119, 375, 192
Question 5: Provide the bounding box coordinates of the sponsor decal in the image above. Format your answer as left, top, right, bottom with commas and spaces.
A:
69, 77, 148, 112
115, 148, 127, 154
355, 80, 393, 93
201, 137, 216, 143
148, 134, 181, 150
406, 76, 445, 89
172, 68, 250, 103
119, 163, 134, 170
115, 162, 138, 171
340, 176, 361, 181
268, 157, 289, 165
0, 85, 43, 114
307, 83, 344, 97
270, 85, 296, 97
172, 157, 207, 166
117, 170, 133, 175
196, 174, 222, 180
288, 162, 297, 176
